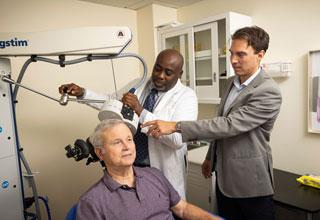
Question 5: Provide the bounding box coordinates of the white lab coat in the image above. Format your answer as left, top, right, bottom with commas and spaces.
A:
83, 78, 198, 199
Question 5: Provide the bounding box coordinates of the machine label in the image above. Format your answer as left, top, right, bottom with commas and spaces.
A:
0, 38, 28, 49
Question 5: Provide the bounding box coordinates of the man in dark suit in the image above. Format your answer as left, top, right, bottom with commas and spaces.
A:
142, 26, 282, 220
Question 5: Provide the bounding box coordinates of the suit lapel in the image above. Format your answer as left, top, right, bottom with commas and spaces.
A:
223, 70, 265, 116
218, 77, 235, 116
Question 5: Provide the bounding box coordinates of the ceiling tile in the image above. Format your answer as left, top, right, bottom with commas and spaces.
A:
78, 0, 204, 10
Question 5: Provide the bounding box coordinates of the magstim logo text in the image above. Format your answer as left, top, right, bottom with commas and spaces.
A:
0, 38, 28, 49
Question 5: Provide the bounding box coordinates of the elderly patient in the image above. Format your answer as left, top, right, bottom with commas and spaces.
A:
76, 119, 221, 220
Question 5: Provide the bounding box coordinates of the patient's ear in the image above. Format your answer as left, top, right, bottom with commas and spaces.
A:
94, 148, 105, 160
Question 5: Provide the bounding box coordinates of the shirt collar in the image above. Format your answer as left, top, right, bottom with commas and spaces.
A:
150, 81, 162, 94
102, 167, 143, 192
233, 67, 261, 89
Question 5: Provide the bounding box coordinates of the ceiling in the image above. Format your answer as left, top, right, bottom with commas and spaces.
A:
78, 0, 204, 10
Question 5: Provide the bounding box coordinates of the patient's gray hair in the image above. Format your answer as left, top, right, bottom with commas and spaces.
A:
89, 119, 127, 148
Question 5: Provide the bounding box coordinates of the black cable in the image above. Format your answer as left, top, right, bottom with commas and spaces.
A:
38, 196, 52, 220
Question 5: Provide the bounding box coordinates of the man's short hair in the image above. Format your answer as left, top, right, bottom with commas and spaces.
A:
89, 119, 127, 149
158, 49, 184, 72
232, 26, 269, 53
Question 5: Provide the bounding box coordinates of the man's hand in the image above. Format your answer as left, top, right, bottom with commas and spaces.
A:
202, 159, 212, 179
59, 83, 84, 98
141, 120, 177, 138
121, 93, 144, 116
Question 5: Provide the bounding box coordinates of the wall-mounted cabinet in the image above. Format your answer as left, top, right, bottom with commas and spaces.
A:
158, 12, 251, 104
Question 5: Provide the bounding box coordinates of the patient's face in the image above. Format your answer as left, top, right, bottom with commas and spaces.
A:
100, 123, 136, 167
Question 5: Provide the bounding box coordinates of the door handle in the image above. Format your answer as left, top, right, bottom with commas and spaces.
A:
212, 72, 216, 82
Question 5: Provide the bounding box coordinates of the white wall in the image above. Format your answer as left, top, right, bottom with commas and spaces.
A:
137, 4, 177, 73
177, 0, 320, 175
137, 5, 156, 72
152, 4, 177, 57
0, 0, 139, 219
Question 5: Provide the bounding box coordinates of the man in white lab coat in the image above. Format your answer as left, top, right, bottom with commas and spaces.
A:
59, 49, 198, 199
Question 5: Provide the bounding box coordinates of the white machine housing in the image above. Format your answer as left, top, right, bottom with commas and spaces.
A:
0, 58, 24, 220
0, 26, 132, 56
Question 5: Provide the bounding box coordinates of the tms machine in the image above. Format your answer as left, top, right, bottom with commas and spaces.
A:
0, 26, 147, 219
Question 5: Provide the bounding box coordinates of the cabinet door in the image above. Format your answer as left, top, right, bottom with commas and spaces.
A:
193, 22, 220, 104
160, 28, 195, 90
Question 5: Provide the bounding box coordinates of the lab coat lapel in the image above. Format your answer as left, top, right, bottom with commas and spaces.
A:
135, 79, 151, 102
153, 79, 182, 113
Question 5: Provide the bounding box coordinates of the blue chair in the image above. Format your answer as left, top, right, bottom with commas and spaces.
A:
65, 204, 77, 220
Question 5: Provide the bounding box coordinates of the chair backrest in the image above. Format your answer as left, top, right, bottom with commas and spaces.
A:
65, 204, 77, 220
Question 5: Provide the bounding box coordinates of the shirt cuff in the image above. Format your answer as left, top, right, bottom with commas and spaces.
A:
77, 88, 87, 99
139, 109, 148, 123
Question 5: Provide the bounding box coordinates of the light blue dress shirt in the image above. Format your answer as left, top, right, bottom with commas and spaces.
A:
223, 67, 261, 115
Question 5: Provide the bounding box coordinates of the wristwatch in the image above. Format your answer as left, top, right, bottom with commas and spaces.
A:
175, 122, 182, 133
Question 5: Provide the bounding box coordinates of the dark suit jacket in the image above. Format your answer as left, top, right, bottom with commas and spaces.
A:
181, 70, 282, 198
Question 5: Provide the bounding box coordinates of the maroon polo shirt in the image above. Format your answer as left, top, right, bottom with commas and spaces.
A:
76, 166, 181, 220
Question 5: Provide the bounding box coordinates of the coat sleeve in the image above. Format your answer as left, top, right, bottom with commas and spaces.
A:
181, 82, 282, 142
80, 78, 142, 110
141, 88, 198, 149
